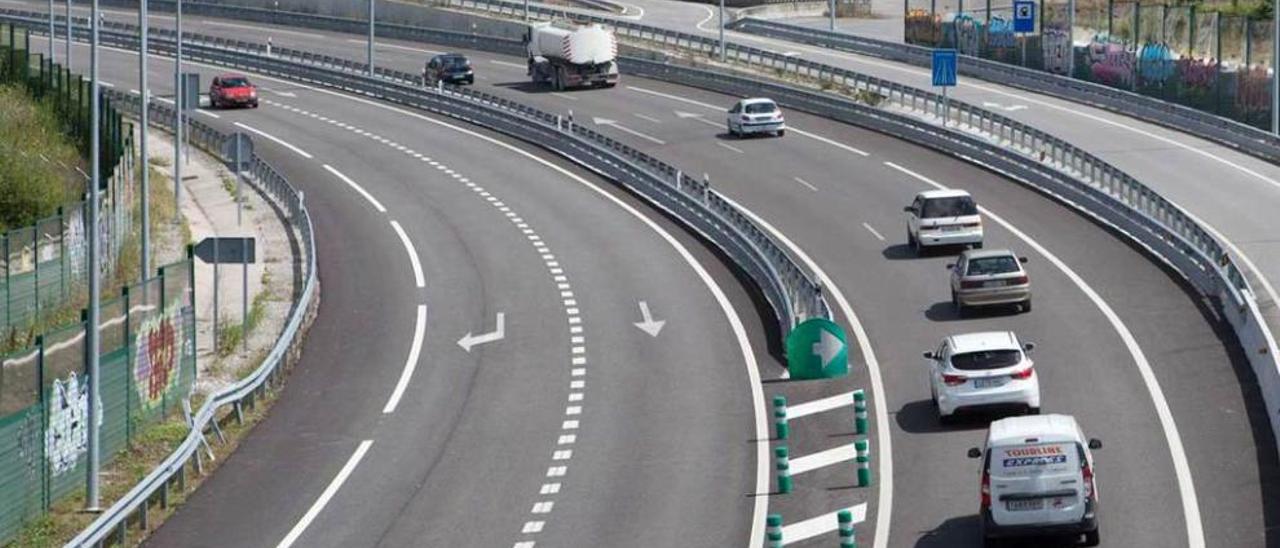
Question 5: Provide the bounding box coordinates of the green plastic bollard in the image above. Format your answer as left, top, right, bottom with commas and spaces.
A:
838, 509, 856, 548
767, 514, 784, 548
776, 445, 792, 494
774, 395, 789, 440
853, 389, 868, 436
855, 439, 872, 487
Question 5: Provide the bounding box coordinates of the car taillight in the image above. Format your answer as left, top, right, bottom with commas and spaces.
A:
1082, 462, 1095, 500
1011, 275, 1029, 285
980, 468, 991, 508
1009, 367, 1034, 380
960, 280, 984, 289
943, 373, 967, 386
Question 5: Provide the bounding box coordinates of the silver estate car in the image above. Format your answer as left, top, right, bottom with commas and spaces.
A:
949, 249, 1031, 315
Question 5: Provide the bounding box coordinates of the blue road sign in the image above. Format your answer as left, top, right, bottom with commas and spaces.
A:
1013, 0, 1036, 33
932, 49, 957, 87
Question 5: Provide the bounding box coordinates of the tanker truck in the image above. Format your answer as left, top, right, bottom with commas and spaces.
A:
524, 21, 619, 90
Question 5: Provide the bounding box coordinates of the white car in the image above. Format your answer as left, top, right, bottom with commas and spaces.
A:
904, 189, 983, 255
925, 331, 1039, 422
968, 415, 1102, 546
726, 98, 785, 137
949, 249, 1032, 315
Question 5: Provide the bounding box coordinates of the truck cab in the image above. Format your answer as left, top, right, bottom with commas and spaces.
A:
968, 414, 1101, 546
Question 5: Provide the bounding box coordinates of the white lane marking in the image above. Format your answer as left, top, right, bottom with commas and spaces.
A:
521, 521, 544, 533
633, 113, 662, 123
780, 504, 868, 546
593, 117, 666, 144
792, 176, 818, 192
790, 127, 870, 156
206, 20, 321, 38
224, 72, 773, 548
381, 305, 428, 414
695, 4, 717, 31
861, 222, 886, 241
531, 501, 555, 513
96, 80, 115, 88
550, 92, 579, 102
345, 38, 442, 54
389, 221, 426, 288
196, 110, 221, 119
786, 391, 854, 420
490, 59, 527, 69
717, 142, 745, 154
884, 161, 1204, 547
789, 443, 858, 475
716, 194, 890, 548
514, 542, 535, 548
321, 164, 386, 213
540, 483, 561, 494
276, 440, 374, 548
234, 122, 313, 159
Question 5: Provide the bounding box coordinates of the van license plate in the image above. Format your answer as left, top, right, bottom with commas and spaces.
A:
974, 378, 1004, 389
1007, 499, 1044, 511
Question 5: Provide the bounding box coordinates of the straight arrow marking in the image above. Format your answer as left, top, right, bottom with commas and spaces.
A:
458, 312, 505, 352
634, 301, 665, 337
592, 117, 667, 145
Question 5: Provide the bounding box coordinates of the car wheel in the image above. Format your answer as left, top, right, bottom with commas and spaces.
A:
251, 101, 259, 109
1026, 406, 1041, 415
912, 237, 923, 256
952, 290, 966, 317
1021, 299, 1031, 313
973, 241, 984, 249
777, 129, 785, 137
467, 76, 475, 85
1083, 529, 1100, 547
906, 229, 916, 248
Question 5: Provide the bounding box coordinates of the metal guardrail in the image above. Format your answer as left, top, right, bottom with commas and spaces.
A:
726, 17, 1280, 165
53, 87, 319, 546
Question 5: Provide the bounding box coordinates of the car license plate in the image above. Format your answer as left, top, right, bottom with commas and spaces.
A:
974, 377, 1004, 389
941, 225, 961, 232
983, 280, 1004, 288
1007, 499, 1044, 511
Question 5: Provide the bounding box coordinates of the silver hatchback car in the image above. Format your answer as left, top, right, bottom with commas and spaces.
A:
949, 249, 1031, 315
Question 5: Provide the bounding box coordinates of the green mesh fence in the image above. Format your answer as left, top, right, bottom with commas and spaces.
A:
0, 256, 195, 544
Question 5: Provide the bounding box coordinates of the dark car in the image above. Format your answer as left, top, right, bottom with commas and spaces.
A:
209, 74, 258, 109
424, 54, 474, 86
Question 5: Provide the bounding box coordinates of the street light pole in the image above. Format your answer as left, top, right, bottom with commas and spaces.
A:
85, 0, 102, 512
140, 0, 149, 279
174, 0, 182, 214
48, 0, 54, 62
367, 0, 375, 76
1273, 1, 1279, 134
64, 0, 71, 66
718, 0, 725, 63
829, 0, 835, 31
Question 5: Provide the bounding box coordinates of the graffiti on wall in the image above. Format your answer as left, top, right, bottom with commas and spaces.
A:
987, 16, 1016, 49
46, 372, 101, 476
1042, 28, 1072, 75
952, 14, 982, 56
1137, 41, 1176, 86
1088, 38, 1135, 88
1236, 65, 1270, 116
905, 9, 941, 46
133, 301, 188, 411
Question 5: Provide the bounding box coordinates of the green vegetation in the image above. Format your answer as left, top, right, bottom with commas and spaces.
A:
0, 85, 82, 232
216, 286, 270, 357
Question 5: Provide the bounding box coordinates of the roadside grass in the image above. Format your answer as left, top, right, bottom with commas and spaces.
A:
0, 85, 82, 232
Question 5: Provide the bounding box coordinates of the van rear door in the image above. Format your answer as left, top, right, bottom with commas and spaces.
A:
989, 442, 1086, 526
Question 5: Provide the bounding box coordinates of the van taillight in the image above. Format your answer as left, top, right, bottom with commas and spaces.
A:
943, 374, 967, 386
1009, 367, 1034, 380
980, 468, 991, 508
1082, 462, 1095, 500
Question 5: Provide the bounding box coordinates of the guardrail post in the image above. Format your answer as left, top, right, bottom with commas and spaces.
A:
767, 514, 784, 547
855, 438, 871, 487
773, 395, 789, 440
702, 173, 711, 203
853, 389, 867, 435
139, 495, 149, 531
674, 169, 681, 190
838, 509, 855, 547
775, 445, 792, 493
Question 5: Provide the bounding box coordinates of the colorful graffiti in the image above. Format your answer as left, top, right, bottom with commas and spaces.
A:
133, 301, 186, 411
1042, 28, 1072, 75
46, 372, 100, 476
1236, 65, 1270, 116
987, 16, 1016, 49
1088, 38, 1135, 89
1177, 57, 1217, 92
953, 14, 982, 56
1137, 42, 1176, 86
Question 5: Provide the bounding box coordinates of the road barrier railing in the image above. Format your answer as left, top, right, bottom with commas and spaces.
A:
51, 84, 319, 546
726, 16, 1280, 166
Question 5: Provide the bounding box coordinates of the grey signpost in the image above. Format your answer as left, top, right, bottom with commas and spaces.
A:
368, 0, 375, 76
718, 0, 726, 62
195, 237, 257, 354
174, 0, 183, 213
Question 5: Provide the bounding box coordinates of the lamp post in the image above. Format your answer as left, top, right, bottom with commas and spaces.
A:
140, 0, 149, 279
85, 0, 102, 511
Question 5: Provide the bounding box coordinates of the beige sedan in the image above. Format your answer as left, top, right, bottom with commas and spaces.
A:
949, 249, 1030, 315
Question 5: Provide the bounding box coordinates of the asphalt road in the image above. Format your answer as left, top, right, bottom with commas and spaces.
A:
22, 6, 1280, 548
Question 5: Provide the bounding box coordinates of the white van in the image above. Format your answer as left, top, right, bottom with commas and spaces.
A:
967, 414, 1102, 546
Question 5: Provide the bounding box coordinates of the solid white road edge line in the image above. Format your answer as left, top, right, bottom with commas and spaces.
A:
715, 193, 891, 548
321, 164, 387, 213
382, 304, 428, 414
883, 160, 1204, 548
233, 121, 313, 159
276, 439, 374, 548
389, 220, 427, 288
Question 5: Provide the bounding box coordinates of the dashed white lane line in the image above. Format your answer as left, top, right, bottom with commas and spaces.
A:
633, 113, 662, 123
234, 121, 313, 159
490, 59, 527, 69
381, 305, 427, 414
883, 160, 1204, 547
276, 440, 374, 548
861, 222, 886, 241
321, 164, 386, 212
345, 38, 443, 55
792, 176, 819, 192
205, 19, 321, 38
389, 220, 427, 288
717, 142, 745, 154
196, 110, 221, 119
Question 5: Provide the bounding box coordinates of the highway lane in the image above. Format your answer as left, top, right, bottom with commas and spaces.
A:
35, 14, 1278, 547
46, 35, 781, 547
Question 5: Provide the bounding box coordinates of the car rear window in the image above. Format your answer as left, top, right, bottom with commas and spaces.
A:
221, 77, 250, 87
443, 57, 470, 67
950, 349, 1021, 370
745, 102, 777, 114
993, 443, 1079, 477
921, 196, 977, 218
966, 256, 1020, 276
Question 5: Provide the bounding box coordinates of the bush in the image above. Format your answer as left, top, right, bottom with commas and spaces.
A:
0, 85, 81, 232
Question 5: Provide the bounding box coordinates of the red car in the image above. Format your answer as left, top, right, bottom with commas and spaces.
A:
209, 74, 259, 109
